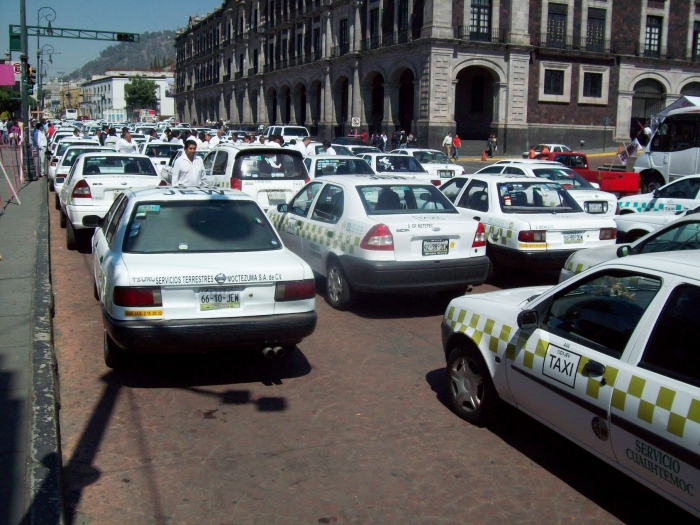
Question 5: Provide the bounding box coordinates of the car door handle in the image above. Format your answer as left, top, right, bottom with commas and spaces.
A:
583, 360, 606, 377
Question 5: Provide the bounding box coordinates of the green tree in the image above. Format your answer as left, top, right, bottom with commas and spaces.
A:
124, 76, 157, 109
0, 87, 21, 115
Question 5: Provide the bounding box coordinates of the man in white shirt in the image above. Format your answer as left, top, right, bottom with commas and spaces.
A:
209, 129, 222, 148
321, 140, 336, 155
115, 131, 139, 153
170, 130, 184, 146
296, 137, 312, 156
171, 140, 205, 186
442, 132, 453, 157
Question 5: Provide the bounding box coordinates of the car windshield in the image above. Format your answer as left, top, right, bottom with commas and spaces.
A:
82, 156, 158, 175
62, 148, 112, 166
531, 167, 594, 189
123, 200, 282, 254
374, 156, 427, 173
314, 158, 374, 176
414, 151, 451, 164
233, 151, 306, 180
357, 184, 458, 214
56, 141, 96, 157
497, 181, 581, 213
638, 221, 700, 253
144, 144, 183, 158
352, 147, 380, 155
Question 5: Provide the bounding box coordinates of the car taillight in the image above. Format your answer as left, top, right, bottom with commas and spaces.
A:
230, 176, 242, 190
472, 222, 486, 247
518, 230, 547, 242
600, 228, 617, 240
360, 224, 394, 251
431, 180, 441, 186
71, 179, 92, 199
113, 287, 162, 307
158, 179, 169, 186
275, 279, 315, 301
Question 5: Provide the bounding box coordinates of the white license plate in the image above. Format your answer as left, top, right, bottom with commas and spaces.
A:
267, 191, 286, 203
423, 239, 449, 256
563, 232, 584, 244
199, 288, 241, 310
438, 170, 453, 178
587, 202, 604, 213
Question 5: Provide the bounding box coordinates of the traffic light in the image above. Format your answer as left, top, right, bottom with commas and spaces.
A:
27, 65, 36, 95
116, 33, 136, 42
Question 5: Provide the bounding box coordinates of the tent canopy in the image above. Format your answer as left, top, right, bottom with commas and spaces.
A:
655, 96, 700, 117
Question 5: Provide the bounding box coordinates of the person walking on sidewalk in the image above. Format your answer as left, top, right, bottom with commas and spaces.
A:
443, 132, 453, 157
452, 135, 461, 160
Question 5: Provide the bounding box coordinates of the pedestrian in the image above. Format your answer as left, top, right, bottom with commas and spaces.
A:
443, 132, 453, 157
381, 132, 388, 152
94, 128, 103, 146
491, 134, 497, 157
32, 123, 47, 178
116, 130, 138, 153
147, 129, 159, 142
161, 127, 171, 142
297, 136, 313, 156
361, 129, 368, 142
452, 134, 461, 160
540, 144, 550, 154
321, 140, 336, 155
399, 130, 408, 149
407, 132, 415, 148
0, 119, 7, 145
47, 121, 55, 139
209, 129, 222, 148
9, 121, 21, 145
528, 146, 536, 159
268, 134, 283, 147
171, 140, 205, 186
170, 130, 184, 146
391, 131, 398, 150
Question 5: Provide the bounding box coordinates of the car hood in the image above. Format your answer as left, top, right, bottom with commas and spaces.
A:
615, 212, 681, 227
563, 245, 620, 274
451, 286, 550, 309
494, 213, 615, 230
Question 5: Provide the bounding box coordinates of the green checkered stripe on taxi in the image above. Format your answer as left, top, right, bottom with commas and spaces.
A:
486, 225, 513, 246
445, 306, 520, 356
618, 200, 683, 213
268, 211, 284, 229
299, 222, 360, 254
565, 260, 588, 274
611, 375, 700, 439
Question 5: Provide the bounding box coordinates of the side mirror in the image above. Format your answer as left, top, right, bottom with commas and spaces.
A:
517, 310, 539, 330
277, 203, 288, 213
83, 215, 103, 228
617, 245, 632, 258
653, 189, 661, 198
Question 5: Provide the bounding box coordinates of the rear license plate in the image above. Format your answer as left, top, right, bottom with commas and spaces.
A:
438, 170, 453, 178
267, 190, 286, 203
563, 232, 584, 244
199, 288, 241, 310
423, 239, 449, 256
587, 202, 604, 213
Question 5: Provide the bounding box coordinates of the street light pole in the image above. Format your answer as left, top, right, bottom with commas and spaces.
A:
37, 7, 56, 119
38, 44, 55, 112
19, 0, 34, 181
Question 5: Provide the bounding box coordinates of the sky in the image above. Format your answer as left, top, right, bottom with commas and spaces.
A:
1, 0, 223, 78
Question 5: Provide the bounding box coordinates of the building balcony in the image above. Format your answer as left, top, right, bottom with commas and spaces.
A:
248, 66, 258, 76
635, 42, 670, 59
331, 43, 350, 57
235, 71, 243, 79
535, 33, 616, 54
455, 27, 504, 43
223, 74, 231, 82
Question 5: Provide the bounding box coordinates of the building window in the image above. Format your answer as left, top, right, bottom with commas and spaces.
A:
547, 3, 568, 48
645, 16, 662, 57
583, 72, 602, 97
586, 8, 606, 52
693, 21, 700, 59
398, 0, 409, 42
544, 69, 565, 95
370, 8, 379, 49
470, 0, 492, 42
339, 19, 349, 53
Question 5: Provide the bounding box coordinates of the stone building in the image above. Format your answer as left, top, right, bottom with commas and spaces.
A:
174, 0, 700, 153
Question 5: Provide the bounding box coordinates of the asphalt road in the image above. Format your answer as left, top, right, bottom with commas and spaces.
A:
48, 186, 696, 525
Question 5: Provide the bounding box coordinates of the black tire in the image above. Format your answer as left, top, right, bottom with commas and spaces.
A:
59, 208, 67, 228
54, 194, 60, 211
641, 173, 665, 194
93, 280, 99, 300
325, 259, 351, 310
446, 345, 498, 426
104, 330, 126, 368
66, 221, 78, 250
49, 179, 54, 192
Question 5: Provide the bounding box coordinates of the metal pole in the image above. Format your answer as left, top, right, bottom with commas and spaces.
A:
20, 0, 35, 181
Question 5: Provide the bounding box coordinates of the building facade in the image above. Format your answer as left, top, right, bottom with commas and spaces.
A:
174, 0, 700, 152
80, 69, 175, 121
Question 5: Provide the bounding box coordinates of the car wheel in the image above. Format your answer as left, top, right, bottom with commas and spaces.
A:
103, 330, 126, 369
54, 194, 60, 210
325, 260, 351, 310
93, 280, 99, 301
48, 179, 54, 192
641, 173, 664, 194
66, 221, 78, 250
446, 345, 498, 426
59, 208, 67, 228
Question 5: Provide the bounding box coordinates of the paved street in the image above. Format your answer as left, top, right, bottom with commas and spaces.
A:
46, 172, 697, 525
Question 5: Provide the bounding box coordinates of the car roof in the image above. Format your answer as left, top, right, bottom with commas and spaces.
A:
391, 148, 442, 153
452, 173, 559, 184
310, 174, 439, 186
127, 186, 255, 202
77, 152, 151, 159
306, 155, 364, 160
214, 144, 304, 157
600, 251, 700, 278
361, 153, 409, 157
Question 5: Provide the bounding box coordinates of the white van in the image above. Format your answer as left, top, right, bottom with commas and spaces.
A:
634, 106, 700, 193
262, 125, 310, 144
201, 144, 309, 210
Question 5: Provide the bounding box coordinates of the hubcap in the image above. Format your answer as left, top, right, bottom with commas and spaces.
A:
327, 267, 343, 303
449, 356, 483, 413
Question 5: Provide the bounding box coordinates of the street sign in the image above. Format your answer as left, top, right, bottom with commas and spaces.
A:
12, 62, 21, 82
351, 117, 360, 127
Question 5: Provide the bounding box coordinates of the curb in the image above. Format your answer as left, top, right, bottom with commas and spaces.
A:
24, 179, 65, 525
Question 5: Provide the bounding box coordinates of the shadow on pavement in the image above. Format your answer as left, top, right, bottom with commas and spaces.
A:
425, 367, 697, 524
348, 291, 454, 319
0, 355, 22, 525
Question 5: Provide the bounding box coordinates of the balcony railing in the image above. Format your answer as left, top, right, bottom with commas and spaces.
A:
234, 71, 243, 79
360, 31, 412, 51
635, 42, 669, 58
455, 26, 504, 43
535, 33, 615, 53
331, 43, 350, 57
223, 74, 231, 82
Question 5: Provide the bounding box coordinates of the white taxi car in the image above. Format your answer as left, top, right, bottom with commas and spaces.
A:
359, 153, 440, 185
389, 148, 466, 179
141, 141, 183, 170
615, 208, 699, 243
267, 175, 490, 310
439, 174, 617, 274
48, 137, 99, 185
58, 152, 168, 250
87, 187, 317, 367
53, 145, 116, 210
559, 212, 700, 281
442, 252, 700, 519
303, 155, 375, 178
201, 144, 309, 210
619, 175, 700, 214
475, 162, 616, 216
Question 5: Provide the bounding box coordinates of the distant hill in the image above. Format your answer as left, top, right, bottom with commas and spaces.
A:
66, 30, 176, 80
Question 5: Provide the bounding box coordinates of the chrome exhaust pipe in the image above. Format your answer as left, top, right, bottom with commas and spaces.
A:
273, 346, 286, 357
262, 347, 275, 358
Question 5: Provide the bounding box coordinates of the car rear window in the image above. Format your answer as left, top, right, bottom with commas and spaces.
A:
375, 156, 426, 173
62, 148, 113, 166
82, 156, 157, 176
497, 181, 581, 213
531, 167, 594, 189
414, 151, 451, 164
123, 200, 283, 254
352, 147, 380, 155
357, 184, 458, 215
314, 158, 374, 176
56, 141, 96, 157
283, 127, 308, 136
233, 152, 306, 180
144, 144, 183, 158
